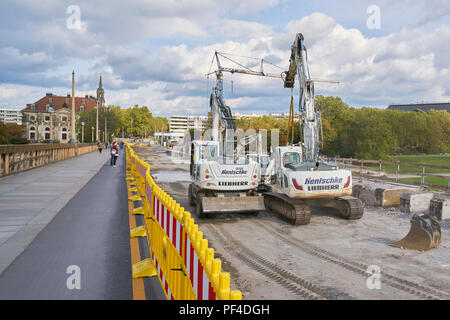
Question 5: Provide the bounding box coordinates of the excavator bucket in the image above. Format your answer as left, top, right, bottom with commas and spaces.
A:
391, 213, 442, 251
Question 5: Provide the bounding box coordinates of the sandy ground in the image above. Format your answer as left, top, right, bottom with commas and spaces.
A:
134, 146, 450, 300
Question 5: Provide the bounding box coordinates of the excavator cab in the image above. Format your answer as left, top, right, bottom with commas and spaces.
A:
282, 152, 302, 167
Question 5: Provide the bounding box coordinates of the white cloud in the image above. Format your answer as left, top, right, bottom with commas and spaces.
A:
1, 2, 450, 116
0, 86, 17, 100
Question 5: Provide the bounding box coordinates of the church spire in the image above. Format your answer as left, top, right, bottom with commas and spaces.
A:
96, 74, 105, 107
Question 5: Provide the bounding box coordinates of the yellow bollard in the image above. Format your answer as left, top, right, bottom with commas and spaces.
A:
230, 290, 242, 300
183, 212, 191, 232
219, 272, 230, 300
191, 224, 198, 242
200, 239, 208, 264
195, 231, 203, 252
179, 207, 185, 221
205, 248, 214, 276
212, 258, 221, 291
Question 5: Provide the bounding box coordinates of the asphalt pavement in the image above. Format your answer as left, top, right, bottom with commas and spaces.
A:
0, 150, 132, 299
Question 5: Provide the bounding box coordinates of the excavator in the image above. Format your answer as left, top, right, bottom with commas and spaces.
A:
264, 33, 441, 251
188, 57, 265, 217
262, 33, 364, 225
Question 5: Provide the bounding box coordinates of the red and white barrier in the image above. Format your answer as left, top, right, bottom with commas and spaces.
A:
152, 192, 216, 300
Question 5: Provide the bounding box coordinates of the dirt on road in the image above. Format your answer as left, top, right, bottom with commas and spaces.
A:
134, 146, 450, 300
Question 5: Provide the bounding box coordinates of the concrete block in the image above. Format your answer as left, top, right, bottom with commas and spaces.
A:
400, 192, 435, 213
353, 181, 423, 207
429, 195, 450, 221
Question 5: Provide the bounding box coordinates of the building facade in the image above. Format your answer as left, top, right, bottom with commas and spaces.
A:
232, 112, 300, 120
21, 76, 104, 143
169, 115, 208, 133
0, 108, 22, 125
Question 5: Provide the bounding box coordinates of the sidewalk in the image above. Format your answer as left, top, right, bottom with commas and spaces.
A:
0, 148, 135, 299
0, 149, 109, 275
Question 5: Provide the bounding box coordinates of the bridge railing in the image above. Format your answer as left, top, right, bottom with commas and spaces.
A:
0, 143, 98, 177
125, 143, 242, 300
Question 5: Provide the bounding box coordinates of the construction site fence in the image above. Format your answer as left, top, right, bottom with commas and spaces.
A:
0, 143, 97, 177
323, 156, 450, 192
125, 142, 242, 300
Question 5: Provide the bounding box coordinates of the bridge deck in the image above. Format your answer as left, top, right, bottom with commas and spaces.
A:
0, 148, 164, 299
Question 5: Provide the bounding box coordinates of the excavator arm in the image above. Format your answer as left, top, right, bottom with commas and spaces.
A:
283, 33, 320, 163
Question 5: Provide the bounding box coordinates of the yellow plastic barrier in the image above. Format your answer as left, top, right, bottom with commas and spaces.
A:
125, 143, 242, 300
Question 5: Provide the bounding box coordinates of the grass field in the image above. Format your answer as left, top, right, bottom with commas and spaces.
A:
400, 176, 449, 187
394, 155, 450, 167
364, 155, 449, 189
366, 155, 450, 174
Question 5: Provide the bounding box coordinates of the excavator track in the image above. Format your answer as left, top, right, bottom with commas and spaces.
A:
264, 192, 311, 225
308, 196, 364, 220
264, 193, 364, 225
335, 196, 364, 220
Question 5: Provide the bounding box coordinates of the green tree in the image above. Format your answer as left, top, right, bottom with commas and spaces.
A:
347, 109, 398, 159
0, 122, 27, 144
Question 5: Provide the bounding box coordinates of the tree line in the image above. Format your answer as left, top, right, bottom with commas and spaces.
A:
234, 95, 450, 160
0, 122, 27, 144
76, 105, 169, 143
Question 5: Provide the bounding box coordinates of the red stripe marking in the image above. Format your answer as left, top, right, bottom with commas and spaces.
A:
209, 283, 216, 300
184, 233, 187, 267
198, 263, 204, 300
161, 206, 165, 232
189, 245, 194, 284
172, 217, 177, 247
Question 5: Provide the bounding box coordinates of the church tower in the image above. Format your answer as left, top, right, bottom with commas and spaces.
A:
96, 75, 105, 107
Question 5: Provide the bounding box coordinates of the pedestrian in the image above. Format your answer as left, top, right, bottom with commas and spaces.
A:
97, 140, 103, 153
110, 141, 119, 167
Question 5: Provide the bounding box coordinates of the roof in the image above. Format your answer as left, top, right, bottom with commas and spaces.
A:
22, 94, 101, 113
387, 103, 450, 112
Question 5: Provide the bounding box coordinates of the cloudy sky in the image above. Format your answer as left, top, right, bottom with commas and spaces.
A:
0, 0, 449, 117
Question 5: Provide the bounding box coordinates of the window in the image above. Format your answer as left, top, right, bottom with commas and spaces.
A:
62, 116, 67, 121
45, 116, 50, 121
199, 145, 218, 161
30, 115, 35, 121
80, 106, 85, 111
45, 133, 50, 139
29, 126, 36, 140
45, 127, 50, 131
62, 133, 67, 140
282, 152, 301, 167
62, 128, 67, 132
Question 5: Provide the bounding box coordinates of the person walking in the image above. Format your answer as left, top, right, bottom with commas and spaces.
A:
110, 141, 119, 167
97, 141, 103, 153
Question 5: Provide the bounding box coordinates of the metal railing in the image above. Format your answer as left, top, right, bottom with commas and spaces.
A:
0, 143, 97, 177
322, 156, 450, 192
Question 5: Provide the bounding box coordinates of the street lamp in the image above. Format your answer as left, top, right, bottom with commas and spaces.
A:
81, 121, 85, 143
